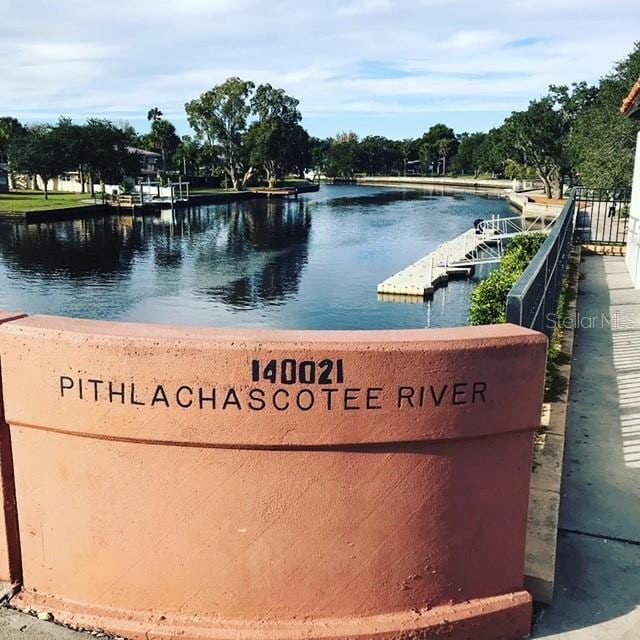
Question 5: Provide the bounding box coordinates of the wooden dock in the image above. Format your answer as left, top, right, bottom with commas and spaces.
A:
108, 194, 160, 214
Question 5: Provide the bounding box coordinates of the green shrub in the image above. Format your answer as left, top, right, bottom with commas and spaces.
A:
469, 233, 547, 325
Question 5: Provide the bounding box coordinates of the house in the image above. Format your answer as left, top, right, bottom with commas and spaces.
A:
126, 147, 161, 178
18, 147, 162, 193
0, 164, 9, 194
621, 78, 640, 287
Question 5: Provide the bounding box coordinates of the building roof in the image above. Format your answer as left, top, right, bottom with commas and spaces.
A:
621, 79, 640, 119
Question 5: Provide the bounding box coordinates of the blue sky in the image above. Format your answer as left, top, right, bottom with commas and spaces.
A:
1, 0, 639, 140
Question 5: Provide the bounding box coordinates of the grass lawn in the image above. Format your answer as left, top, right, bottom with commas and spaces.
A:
0, 190, 97, 213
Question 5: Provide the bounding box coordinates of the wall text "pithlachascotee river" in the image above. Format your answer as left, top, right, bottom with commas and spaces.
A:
58, 376, 488, 412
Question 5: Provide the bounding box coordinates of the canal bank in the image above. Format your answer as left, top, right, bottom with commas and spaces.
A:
353, 175, 514, 191
0, 184, 320, 223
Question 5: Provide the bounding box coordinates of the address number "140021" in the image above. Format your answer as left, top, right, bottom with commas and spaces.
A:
251, 359, 345, 385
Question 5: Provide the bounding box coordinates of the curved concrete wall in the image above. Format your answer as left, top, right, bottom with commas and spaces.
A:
0, 315, 547, 640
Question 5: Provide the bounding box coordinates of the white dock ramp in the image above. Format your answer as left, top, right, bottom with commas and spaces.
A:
377, 214, 556, 298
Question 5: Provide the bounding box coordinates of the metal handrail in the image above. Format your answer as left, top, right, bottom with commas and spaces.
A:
575, 187, 630, 246
506, 189, 576, 338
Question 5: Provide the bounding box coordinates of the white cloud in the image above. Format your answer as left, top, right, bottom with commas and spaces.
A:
0, 0, 638, 136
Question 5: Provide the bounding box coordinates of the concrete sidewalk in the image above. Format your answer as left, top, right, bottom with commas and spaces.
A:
533, 255, 640, 638
0, 608, 108, 639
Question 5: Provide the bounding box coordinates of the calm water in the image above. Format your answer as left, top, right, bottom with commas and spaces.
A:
0, 185, 514, 329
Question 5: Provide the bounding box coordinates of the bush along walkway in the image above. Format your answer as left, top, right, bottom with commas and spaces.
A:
532, 255, 640, 639
469, 233, 547, 325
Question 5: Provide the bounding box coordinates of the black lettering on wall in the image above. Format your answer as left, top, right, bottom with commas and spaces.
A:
108, 381, 125, 404
472, 381, 487, 403
130, 383, 146, 406
452, 383, 468, 405
398, 386, 415, 408
248, 388, 266, 411
222, 388, 242, 411
88, 379, 103, 402
60, 376, 74, 397
296, 389, 315, 411
198, 388, 216, 409
151, 385, 170, 408
321, 388, 338, 410
344, 388, 361, 411
366, 387, 383, 410
273, 389, 290, 411
429, 385, 448, 406
176, 385, 193, 408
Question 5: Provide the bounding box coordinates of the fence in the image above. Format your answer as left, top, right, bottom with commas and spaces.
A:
574, 187, 631, 246
506, 189, 577, 338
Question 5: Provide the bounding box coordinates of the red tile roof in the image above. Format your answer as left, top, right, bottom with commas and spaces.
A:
621, 79, 640, 115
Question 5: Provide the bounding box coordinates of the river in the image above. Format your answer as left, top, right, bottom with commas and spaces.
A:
0, 185, 515, 329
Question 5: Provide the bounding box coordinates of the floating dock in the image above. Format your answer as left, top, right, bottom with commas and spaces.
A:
251, 184, 320, 199
377, 214, 557, 299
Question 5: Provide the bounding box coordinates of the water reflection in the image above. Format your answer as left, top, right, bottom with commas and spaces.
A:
0, 198, 312, 310
192, 200, 311, 308
0, 185, 514, 329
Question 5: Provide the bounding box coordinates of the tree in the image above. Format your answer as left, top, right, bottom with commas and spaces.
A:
502, 99, 566, 198
82, 119, 138, 195
245, 84, 309, 187
452, 132, 486, 176
0, 117, 26, 188
174, 135, 200, 175
324, 133, 361, 178
9, 124, 72, 199
146, 118, 180, 172
571, 42, 640, 188
185, 77, 256, 190
501, 81, 597, 197
418, 124, 458, 174
117, 121, 141, 147
147, 107, 163, 122
436, 138, 455, 174
0, 117, 24, 164
474, 127, 510, 177
309, 137, 331, 178
55, 117, 92, 192
547, 82, 598, 191
285, 124, 311, 178
359, 136, 403, 175
398, 138, 419, 175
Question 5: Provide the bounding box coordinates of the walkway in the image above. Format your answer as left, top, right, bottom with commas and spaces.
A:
533, 255, 640, 638
0, 608, 104, 640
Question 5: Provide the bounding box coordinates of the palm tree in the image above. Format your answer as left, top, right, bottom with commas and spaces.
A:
175, 135, 198, 175
149, 119, 177, 172
147, 107, 163, 122
437, 138, 454, 175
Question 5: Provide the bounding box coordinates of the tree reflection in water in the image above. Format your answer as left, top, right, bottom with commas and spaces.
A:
0, 197, 312, 310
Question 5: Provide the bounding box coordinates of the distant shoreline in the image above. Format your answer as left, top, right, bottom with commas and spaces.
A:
340, 175, 515, 190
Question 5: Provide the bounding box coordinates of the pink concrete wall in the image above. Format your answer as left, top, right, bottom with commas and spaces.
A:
0, 314, 546, 640
0, 312, 26, 585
